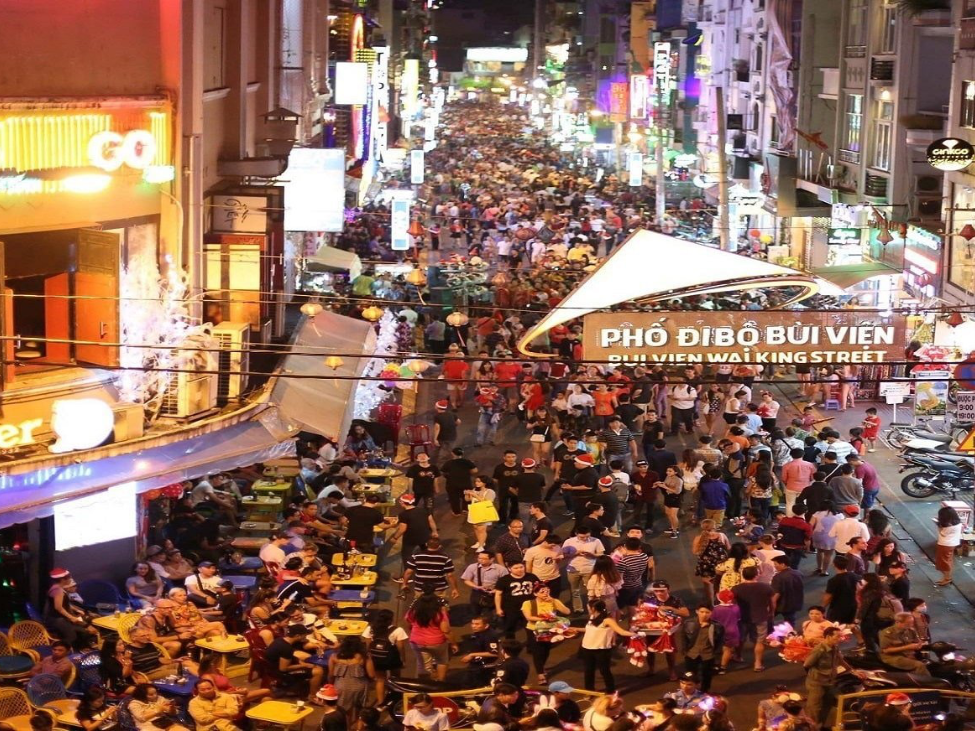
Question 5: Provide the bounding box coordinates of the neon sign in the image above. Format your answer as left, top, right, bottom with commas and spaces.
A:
88, 130, 158, 171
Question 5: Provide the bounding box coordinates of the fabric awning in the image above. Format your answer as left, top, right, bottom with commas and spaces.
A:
304, 245, 363, 280
517, 229, 848, 355
811, 262, 901, 290
269, 311, 377, 443
0, 419, 294, 530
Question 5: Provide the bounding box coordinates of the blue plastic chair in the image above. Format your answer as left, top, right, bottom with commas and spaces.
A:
75, 580, 125, 614
25, 603, 43, 623
116, 698, 138, 731
24, 673, 80, 724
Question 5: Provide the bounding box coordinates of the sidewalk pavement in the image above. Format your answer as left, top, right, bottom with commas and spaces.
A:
771, 378, 975, 614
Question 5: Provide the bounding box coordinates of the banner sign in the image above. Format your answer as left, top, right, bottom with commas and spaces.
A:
630, 74, 649, 119
956, 391, 975, 422
390, 198, 411, 251
410, 149, 424, 185
914, 371, 951, 420
609, 82, 628, 123
582, 311, 906, 365
628, 152, 643, 187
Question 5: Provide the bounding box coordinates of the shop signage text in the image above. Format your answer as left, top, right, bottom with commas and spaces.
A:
0, 418, 43, 450
88, 129, 157, 171
926, 137, 975, 171
582, 311, 906, 365
826, 227, 860, 246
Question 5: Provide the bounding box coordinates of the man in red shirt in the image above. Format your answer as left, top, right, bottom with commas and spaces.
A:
442, 351, 471, 409
777, 507, 813, 569
494, 356, 523, 413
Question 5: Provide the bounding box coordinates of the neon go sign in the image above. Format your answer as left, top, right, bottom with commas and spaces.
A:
87, 129, 157, 171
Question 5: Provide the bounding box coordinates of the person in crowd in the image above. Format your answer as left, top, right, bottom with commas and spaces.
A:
30, 640, 75, 684
129, 683, 188, 731
388, 493, 438, 574
936, 504, 962, 586
579, 599, 636, 691
462, 550, 508, 616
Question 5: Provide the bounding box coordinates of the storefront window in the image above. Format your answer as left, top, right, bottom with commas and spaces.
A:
961, 81, 975, 129
871, 100, 894, 171
843, 94, 864, 154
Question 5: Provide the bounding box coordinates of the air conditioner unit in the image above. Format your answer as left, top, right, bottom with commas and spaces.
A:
212, 321, 251, 401
914, 174, 942, 195
159, 370, 218, 419
112, 402, 146, 442
916, 197, 943, 219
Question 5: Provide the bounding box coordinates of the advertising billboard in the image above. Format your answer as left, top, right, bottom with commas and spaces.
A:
284, 148, 346, 232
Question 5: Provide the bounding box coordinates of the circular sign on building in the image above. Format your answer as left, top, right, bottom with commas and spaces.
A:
926, 138, 975, 171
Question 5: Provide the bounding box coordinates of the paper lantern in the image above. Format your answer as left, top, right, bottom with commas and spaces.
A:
379, 366, 401, 388
300, 302, 323, 317
748, 228, 761, 239
324, 355, 344, 370
405, 267, 427, 286
398, 364, 414, 378
759, 234, 773, 244
161, 483, 184, 499
446, 311, 469, 327
144, 489, 163, 501
408, 220, 426, 237
362, 305, 384, 322
405, 358, 432, 374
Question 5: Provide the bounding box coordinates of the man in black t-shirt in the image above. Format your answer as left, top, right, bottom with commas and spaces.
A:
441, 447, 478, 516
405, 452, 440, 511
494, 562, 539, 638
432, 399, 460, 462
493, 450, 523, 523
545, 434, 588, 512
460, 616, 501, 686
564, 453, 600, 518
529, 502, 553, 545
264, 624, 325, 696
823, 554, 860, 623
389, 493, 439, 571
514, 458, 546, 521
574, 503, 609, 545
591, 476, 620, 534
341, 495, 389, 552
494, 640, 530, 687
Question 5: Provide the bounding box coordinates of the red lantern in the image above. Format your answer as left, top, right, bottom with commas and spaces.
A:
161, 483, 184, 499
748, 228, 761, 239
143, 489, 163, 501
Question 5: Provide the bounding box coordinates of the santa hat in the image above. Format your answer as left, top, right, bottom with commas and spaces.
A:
574, 454, 594, 466
399, 493, 417, 506
521, 458, 537, 469
435, 400, 450, 410
49, 568, 71, 580
598, 476, 614, 487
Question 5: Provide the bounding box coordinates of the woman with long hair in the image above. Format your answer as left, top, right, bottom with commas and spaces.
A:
747, 464, 776, 522
657, 465, 684, 537
714, 542, 757, 591
702, 385, 724, 435
125, 562, 163, 608
475, 360, 496, 391
579, 599, 636, 692
328, 636, 374, 724
98, 638, 135, 697
586, 555, 623, 618
76, 687, 119, 731
526, 405, 559, 464
722, 389, 745, 435
936, 505, 962, 586
678, 450, 704, 525
857, 573, 893, 652
521, 582, 571, 685
404, 591, 453, 681
364, 608, 407, 706
466, 475, 498, 552
871, 538, 907, 578
693, 519, 730, 606
128, 683, 188, 731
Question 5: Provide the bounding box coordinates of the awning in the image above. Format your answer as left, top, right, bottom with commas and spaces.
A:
304, 245, 363, 280
269, 311, 377, 443
811, 262, 902, 290
0, 418, 294, 530
517, 229, 848, 355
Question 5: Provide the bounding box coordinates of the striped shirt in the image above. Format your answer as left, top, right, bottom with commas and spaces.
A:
406, 549, 455, 590
615, 551, 650, 589
599, 427, 636, 456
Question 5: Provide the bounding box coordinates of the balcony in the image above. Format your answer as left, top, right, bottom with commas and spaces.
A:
869, 57, 895, 82
902, 113, 946, 147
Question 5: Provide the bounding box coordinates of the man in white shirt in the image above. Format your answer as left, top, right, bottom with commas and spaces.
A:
524, 535, 564, 595
829, 506, 871, 554
183, 562, 224, 616
562, 526, 605, 613
815, 430, 856, 461
669, 382, 698, 435
145, 545, 171, 580
752, 535, 786, 583
259, 533, 290, 569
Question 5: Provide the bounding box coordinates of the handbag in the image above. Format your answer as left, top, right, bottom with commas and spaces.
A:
476, 568, 496, 607
529, 425, 550, 443
469, 500, 500, 524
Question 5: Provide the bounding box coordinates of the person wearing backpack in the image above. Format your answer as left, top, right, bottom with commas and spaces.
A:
362, 609, 407, 707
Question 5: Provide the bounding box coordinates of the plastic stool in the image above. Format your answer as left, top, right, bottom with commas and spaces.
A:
824, 398, 841, 410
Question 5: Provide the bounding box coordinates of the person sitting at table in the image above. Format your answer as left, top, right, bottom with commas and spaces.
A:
128, 683, 189, 731
126, 562, 165, 608
30, 640, 76, 684
43, 568, 97, 651
275, 560, 332, 614
298, 502, 344, 539
99, 638, 137, 697
145, 546, 172, 582
167, 587, 227, 639
136, 599, 186, 658
284, 542, 325, 572
197, 656, 271, 706
343, 424, 377, 461
244, 583, 282, 628
162, 548, 196, 582
265, 624, 325, 699
188, 678, 242, 731
286, 605, 338, 652
126, 626, 199, 679
258, 534, 290, 575
184, 562, 225, 616
76, 687, 119, 731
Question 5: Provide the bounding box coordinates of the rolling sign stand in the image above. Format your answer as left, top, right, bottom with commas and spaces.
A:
879, 381, 912, 424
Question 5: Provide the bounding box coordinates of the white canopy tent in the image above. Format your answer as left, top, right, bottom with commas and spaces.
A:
517, 230, 848, 356
304, 245, 363, 281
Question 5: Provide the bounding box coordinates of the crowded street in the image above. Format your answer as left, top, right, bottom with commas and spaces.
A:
6, 3, 975, 731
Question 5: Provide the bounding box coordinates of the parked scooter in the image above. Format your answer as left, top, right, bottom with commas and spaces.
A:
899, 453, 975, 499
844, 642, 974, 692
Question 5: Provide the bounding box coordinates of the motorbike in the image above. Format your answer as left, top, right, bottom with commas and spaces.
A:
844, 643, 974, 692
883, 421, 974, 451
899, 453, 975, 499
384, 676, 495, 726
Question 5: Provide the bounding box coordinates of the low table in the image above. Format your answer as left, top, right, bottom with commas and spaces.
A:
245, 700, 314, 729
230, 537, 265, 553
252, 479, 292, 496
331, 571, 378, 588
320, 619, 368, 636
194, 636, 250, 678
331, 552, 378, 568
239, 521, 281, 535
91, 612, 142, 634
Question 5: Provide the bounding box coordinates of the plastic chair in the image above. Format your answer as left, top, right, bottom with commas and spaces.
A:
115, 613, 143, 644
25, 673, 81, 726
75, 580, 125, 614
25, 603, 43, 623
8, 621, 55, 659
378, 403, 403, 447
243, 628, 269, 685
0, 632, 36, 681
406, 424, 433, 461
824, 385, 841, 411
115, 698, 138, 731
0, 688, 51, 731
75, 652, 103, 693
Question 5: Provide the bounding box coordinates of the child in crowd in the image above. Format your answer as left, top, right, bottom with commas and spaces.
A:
848, 427, 865, 456
861, 407, 880, 453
